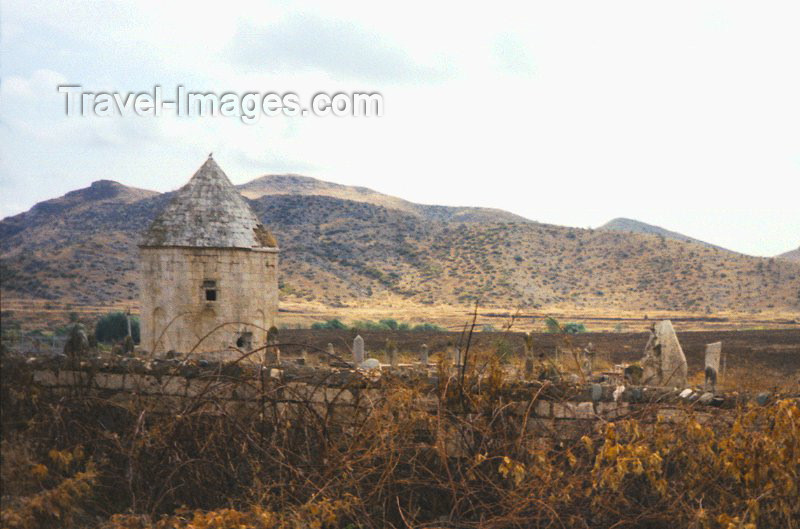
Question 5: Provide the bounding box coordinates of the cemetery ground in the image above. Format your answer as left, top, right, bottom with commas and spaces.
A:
1, 311, 799, 528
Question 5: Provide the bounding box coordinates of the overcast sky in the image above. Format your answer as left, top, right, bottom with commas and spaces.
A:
1, 0, 798, 256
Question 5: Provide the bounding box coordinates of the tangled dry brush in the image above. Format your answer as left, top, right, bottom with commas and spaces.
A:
1, 352, 798, 529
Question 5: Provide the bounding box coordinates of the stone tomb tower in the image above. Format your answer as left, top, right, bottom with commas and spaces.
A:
139, 156, 279, 360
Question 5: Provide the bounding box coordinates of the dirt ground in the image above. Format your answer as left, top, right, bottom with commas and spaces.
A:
279, 328, 800, 379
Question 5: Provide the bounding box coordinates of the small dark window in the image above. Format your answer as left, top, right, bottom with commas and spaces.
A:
236, 332, 253, 350
203, 280, 217, 302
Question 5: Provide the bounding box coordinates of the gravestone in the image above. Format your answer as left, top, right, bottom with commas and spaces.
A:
353, 335, 365, 365
704, 342, 722, 392
360, 358, 380, 370
524, 355, 535, 379
523, 333, 535, 378
303, 349, 315, 367
451, 346, 461, 366
640, 320, 688, 387
419, 344, 429, 365
323, 342, 335, 364
63, 324, 89, 360
265, 326, 280, 365
122, 335, 135, 355
581, 342, 595, 376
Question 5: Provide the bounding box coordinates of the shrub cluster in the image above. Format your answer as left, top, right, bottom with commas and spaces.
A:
310, 318, 446, 333
94, 312, 140, 344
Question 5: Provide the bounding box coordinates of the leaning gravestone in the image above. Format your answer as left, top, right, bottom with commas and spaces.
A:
640, 320, 688, 387
353, 335, 365, 365
704, 342, 722, 392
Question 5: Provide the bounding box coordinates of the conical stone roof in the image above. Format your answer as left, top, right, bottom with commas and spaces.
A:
141, 157, 278, 249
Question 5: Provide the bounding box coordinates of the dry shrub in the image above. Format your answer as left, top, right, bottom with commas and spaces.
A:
1, 355, 798, 529
1, 442, 97, 529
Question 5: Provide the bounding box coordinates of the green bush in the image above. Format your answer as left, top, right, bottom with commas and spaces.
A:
310, 319, 444, 333
563, 322, 586, 334
95, 312, 140, 344
379, 319, 398, 330
411, 323, 446, 333
543, 317, 586, 334
351, 320, 399, 331
310, 319, 347, 330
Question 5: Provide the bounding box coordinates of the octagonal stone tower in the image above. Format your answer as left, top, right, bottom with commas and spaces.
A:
139, 156, 279, 360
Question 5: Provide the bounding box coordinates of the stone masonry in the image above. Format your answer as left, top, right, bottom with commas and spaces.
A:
139, 156, 279, 360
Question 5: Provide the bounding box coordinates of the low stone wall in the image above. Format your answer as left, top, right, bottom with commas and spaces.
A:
18, 353, 761, 443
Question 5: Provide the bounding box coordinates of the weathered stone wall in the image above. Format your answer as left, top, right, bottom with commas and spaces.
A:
29, 361, 749, 442
139, 247, 278, 359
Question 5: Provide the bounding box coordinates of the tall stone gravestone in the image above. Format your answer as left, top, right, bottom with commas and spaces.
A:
640, 320, 688, 388
523, 332, 535, 379
353, 335, 365, 365
704, 342, 722, 392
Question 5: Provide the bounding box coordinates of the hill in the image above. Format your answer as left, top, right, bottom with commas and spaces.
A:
1, 178, 799, 315
238, 174, 531, 224
777, 247, 800, 262
599, 217, 726, 251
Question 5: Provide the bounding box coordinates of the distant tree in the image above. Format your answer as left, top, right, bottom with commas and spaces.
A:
95, 312, 140, 344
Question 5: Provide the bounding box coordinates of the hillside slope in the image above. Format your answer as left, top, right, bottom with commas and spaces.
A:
2, 180, 799, 314
599, 217, 726, 251
777, 247, 800, 262
238, 174, 531, 224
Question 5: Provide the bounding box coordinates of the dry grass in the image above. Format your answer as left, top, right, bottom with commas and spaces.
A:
4, 296, 799, 336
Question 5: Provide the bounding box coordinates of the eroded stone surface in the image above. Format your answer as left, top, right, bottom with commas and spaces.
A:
641, 320, 688, 387
353, 335, 365, 364
138, 157, 279, 359
704, 342, 722, 391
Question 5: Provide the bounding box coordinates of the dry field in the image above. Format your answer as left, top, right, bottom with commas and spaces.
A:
3, 297, 799, 334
